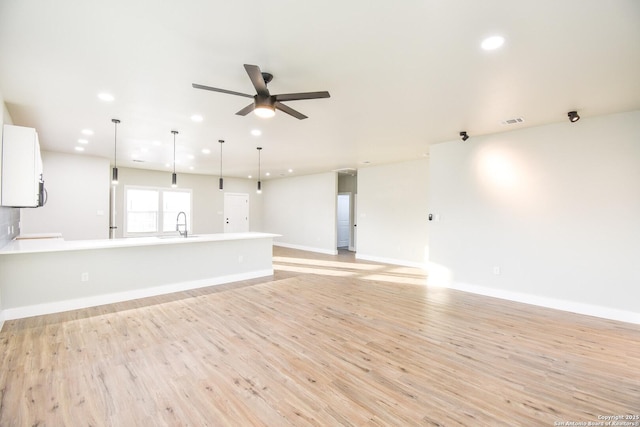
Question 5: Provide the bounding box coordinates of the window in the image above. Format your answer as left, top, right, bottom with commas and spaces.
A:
124, 186, 192, 236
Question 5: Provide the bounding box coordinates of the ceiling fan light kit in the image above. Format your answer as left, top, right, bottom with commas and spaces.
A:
254, 104, 276, 118
193, 64, 330, 120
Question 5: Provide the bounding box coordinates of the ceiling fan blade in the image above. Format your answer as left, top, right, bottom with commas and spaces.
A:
235, 103, 255, 116
244, 64, 270, 97
275, 91, 331, 102
192, 83, 253, 98
275, 102, 308, 120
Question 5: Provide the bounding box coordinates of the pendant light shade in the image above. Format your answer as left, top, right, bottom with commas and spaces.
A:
111, 118, 120, 184
219, 139, 224, 191
256, 146, 262, 194
171, 130, 178, 188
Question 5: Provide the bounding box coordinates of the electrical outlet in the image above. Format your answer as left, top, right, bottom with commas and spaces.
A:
238, 255, 244, 263
81, 272, 89, 282
493, 266, 501, 275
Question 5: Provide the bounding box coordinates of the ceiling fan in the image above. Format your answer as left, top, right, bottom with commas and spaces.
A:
192, 64, 330, 120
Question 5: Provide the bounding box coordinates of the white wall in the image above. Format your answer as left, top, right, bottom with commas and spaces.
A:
428, 110, 640, 323
262, 172, 337, 254
113, 167, 263, 237
20, 151, 110, 240
356, 158, 429, 267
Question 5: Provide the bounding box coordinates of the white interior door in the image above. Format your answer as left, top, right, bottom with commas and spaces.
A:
351, 193, 357, 252
337, 193, 350, 248
224, 193, 249, 233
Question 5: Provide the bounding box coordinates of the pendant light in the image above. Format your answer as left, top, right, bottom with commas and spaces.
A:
171, 130, 178, 187
218, 139, 224, 191
256, 146, 262, 194
111, 118, 120, 184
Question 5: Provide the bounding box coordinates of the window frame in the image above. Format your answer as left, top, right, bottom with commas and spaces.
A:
123, 185, 193, 237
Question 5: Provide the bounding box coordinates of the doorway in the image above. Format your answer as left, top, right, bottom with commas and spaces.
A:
224, 193, 249, 233
337, 192, 357, 251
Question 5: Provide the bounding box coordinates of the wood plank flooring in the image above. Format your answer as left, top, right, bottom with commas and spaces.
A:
1, 247, 639, 426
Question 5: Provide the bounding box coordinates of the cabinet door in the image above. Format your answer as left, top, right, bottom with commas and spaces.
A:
1, 124, 39, 207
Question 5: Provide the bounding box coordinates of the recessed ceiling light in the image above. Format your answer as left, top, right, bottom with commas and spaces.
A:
251, 129, 262, 136
140, 147, 149, 153
248, 175, 252, 179
81, 129, 94, 135
481, 35, 505, 51
97, 92, 114, 102
74, 146, 85, 152
202, 148, 211, 154
187, 154, 195, 160
165, 163, 171, 168
191, 114, 203, 122
288, 169, 293, 173
77, 138, 88, 144
189, 166, 194, 170
265, 172, 270, 177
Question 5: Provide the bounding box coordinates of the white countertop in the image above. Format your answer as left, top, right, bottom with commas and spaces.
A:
0, 232, 280, 255
15, 233, 64, 240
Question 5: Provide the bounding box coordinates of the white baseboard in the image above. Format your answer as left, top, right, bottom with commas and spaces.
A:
273, 242, 337, 256
2, 269, 273, 321
435, 280, 640, 325
355, 253, 427, 269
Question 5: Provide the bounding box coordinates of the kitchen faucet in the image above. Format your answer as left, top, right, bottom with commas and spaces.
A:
176, 211, 188, 238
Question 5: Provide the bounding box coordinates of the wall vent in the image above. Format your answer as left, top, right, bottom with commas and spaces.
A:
501, 117, 525, 125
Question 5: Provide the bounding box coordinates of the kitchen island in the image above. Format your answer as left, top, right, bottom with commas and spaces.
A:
0, 232, 278, 321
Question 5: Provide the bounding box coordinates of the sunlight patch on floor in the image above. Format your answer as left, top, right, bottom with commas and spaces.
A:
272, 256, 383, 271
360, 274, 428, 286
273, 264, 356, 277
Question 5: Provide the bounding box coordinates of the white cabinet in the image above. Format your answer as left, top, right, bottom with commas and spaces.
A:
0, 124, 44, 207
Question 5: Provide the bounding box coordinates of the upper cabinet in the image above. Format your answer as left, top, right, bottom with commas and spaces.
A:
0, 124, 44, 208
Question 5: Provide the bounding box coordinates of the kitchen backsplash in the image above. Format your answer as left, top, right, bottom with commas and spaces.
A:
0, 206, 20, 249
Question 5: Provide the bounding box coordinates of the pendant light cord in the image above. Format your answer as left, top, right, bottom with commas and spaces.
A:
258, 147, 262, 180
114, 122, 117, 168
172, 131, 177, 174
111, 118, 120, 168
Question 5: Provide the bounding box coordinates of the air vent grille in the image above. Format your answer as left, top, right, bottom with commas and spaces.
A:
501, 117, 525, 125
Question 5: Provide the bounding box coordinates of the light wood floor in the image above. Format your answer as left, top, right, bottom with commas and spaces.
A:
1, 247, 639, 426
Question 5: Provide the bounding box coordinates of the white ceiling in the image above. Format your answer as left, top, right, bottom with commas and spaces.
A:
1, 0, 639, 180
